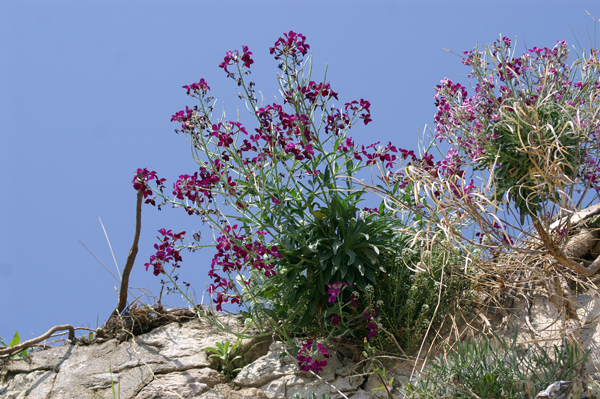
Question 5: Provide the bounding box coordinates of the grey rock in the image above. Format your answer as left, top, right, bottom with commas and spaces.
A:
134, 369, 227, 398
234, 342, 298, 388
0, 315, 406, 399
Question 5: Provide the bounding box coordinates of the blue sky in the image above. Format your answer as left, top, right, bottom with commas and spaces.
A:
1, 1, 598, 343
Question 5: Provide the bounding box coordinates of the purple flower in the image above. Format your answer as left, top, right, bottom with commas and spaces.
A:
219, 50, 238, 76
297, 339, 329, 374
241, 45, 254, 68
364, 311, 379, 339
182, 78, 210, 96
132, 168, 166, 206
326, 282, 349, 303
144, 229, 186, 276
270, 31, 310, 61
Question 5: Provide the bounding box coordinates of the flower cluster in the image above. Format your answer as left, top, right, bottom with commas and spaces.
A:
364, 311, 378, 339
144, 229, 186, 276
326, 282, 351, 303
171, 106, 203, 131
182, 78, 211, 97
172, 166, 223, 214
219, 45, 254, 79
355, 141, 398, 169
270, 31, 310, 64
285, 81, 339, 109
132, 168, 166, 206
296, 339, 329, 374
209, 225, 280, 311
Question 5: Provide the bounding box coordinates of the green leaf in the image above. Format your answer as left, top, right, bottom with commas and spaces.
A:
332, 240, 342, 255
318, 272, 325, 294
339, 262, 348, 279
9, 331, 20, 348
346, 268, 355, 285
319, 251, 334, 268
333, 251, 343, 269
323, 166, 331, 184
357, 263, 365, 276
363, 248, 378, 264
364, 264, 377, 283
356, 275, 366, 291
345, 248, 356, 265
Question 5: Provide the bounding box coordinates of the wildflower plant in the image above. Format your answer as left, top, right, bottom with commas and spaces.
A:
379, 36, 600, 276
132, 31, 429, 369
205, 340, 243, 380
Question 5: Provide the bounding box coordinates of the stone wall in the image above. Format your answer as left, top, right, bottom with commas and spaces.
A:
3, 290, 600, 399
0, 315, 410, 399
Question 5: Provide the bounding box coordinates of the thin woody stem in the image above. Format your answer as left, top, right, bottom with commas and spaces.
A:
115, 189, 143, 315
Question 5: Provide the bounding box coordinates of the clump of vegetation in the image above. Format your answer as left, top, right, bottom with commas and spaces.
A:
403, 330, 588, 399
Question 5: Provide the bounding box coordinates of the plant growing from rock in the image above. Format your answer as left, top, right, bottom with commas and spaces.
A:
0, 332, 28, 361
373, 34, 600, 398
132, 32, 436, 354
91, 367, 121, 399
402, 329, 589, 399
131, 33, 475, 391
205, 340, 243, 380
383, 36, 600, 270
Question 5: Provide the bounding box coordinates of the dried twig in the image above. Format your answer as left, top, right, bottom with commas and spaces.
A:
0, 325, 75, 358
115, 189, 143, 315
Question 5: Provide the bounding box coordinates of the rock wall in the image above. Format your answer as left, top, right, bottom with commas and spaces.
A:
3, 290, 600, 399
0, 315, 410, 399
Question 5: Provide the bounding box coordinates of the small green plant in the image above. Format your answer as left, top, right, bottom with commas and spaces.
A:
362, 338, 395, 398
205, 340, 243, 380
0, 331, 29, 360
91, 367, 121, 399
403, 330, 589, 399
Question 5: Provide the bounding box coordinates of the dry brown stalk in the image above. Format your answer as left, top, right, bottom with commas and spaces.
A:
0, 325, 75, 358
115, 189, 143, 315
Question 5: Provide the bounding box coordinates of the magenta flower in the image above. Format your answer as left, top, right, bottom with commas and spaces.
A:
132, 168, 166, 206
182, 78, 210, 96
326, 282, 350, 303
350, 293, 359, 307
241, 45, 254, 69
209, 225, 280, 311
219, 50, 238, 76
364, 311, 379, 339
270, 31, 310, 61
144, 229, 186, 276
297, 339, 329, 374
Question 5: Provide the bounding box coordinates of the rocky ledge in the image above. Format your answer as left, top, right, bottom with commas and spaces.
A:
0, 314, 410, 399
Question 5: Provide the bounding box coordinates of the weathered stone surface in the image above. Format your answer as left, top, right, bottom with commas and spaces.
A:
234, 342, 299, 388
0, 315, 266, 399
235, 341, 377, 399
7, 294, 598, 399
0, 369, 57, 399
197, 383, 269, 399
135, 369, 227, 398
0, 315, 393, 399
506, 292, 600, 371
